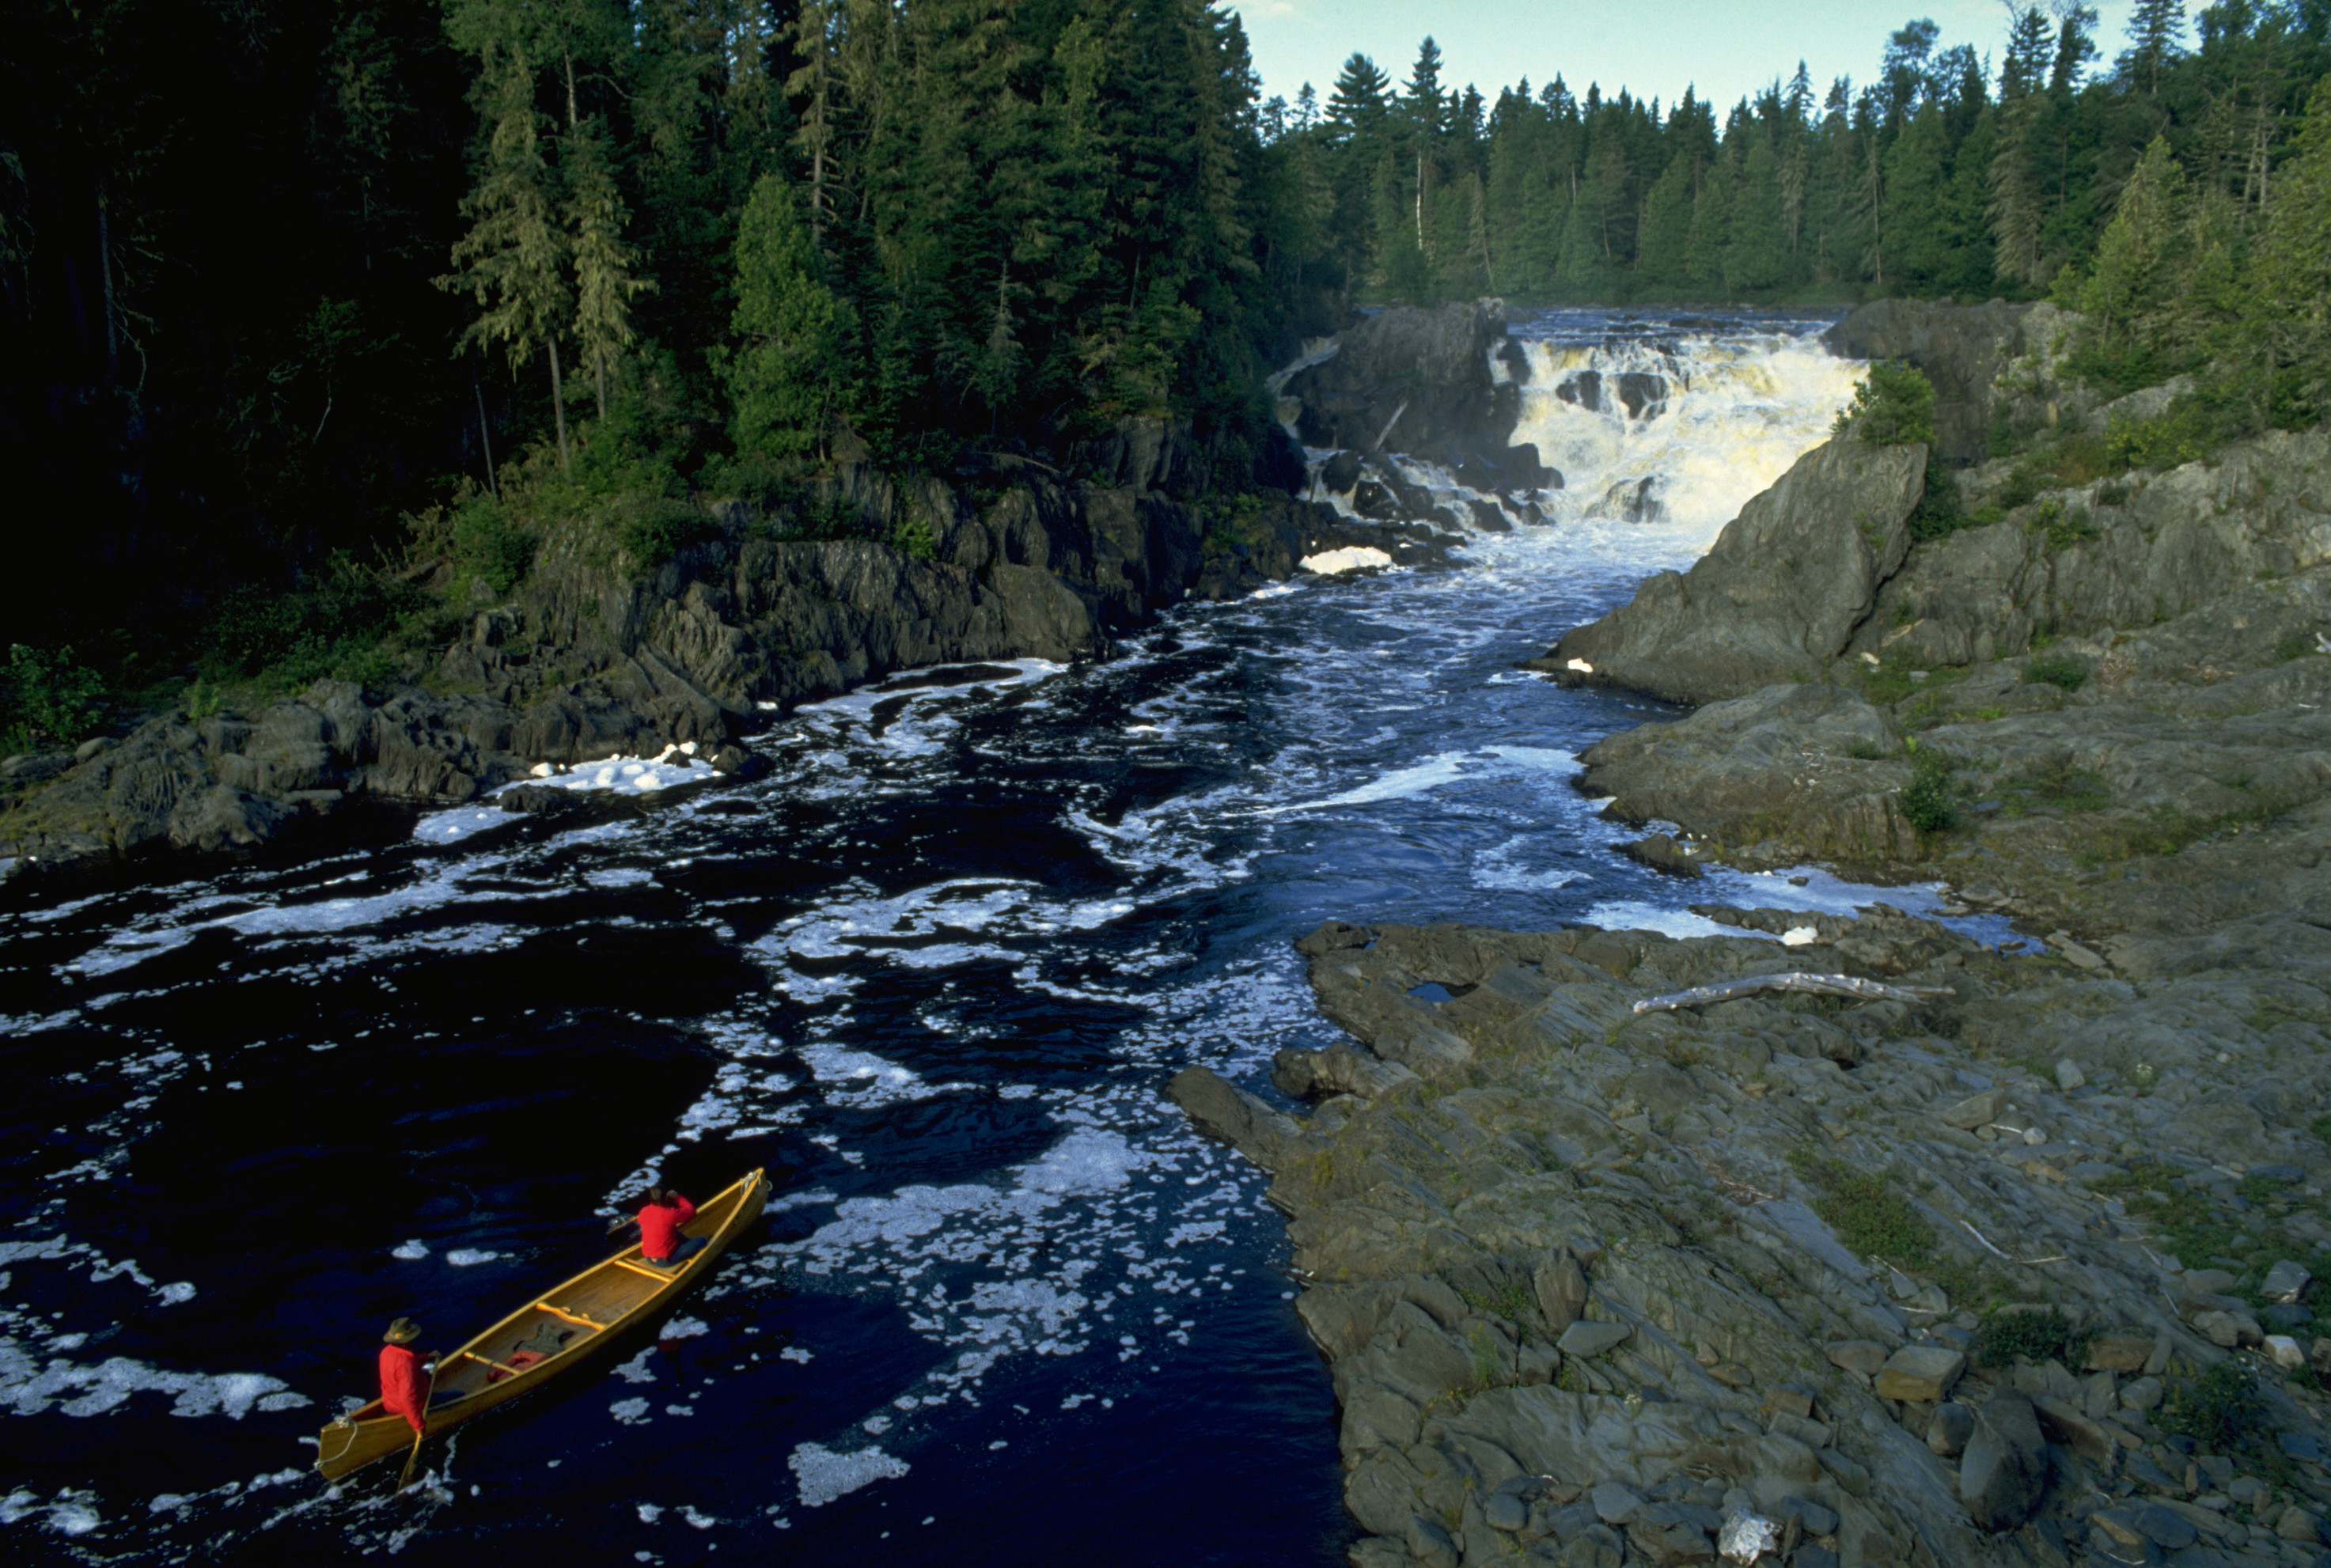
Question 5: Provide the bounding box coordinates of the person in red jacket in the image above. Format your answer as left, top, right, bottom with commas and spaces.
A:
638, 1184, 705, 1268
378, 1317, 433, 1433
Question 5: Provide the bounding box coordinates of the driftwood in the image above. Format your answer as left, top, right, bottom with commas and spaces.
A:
1632, 971, 1954, 1015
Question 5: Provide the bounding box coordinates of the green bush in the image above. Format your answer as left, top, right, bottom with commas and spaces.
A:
615, 501, 722, 568
2029, 497, 2098, 551
885, 512, 938, 560
1971, 1306, 2094, 1369
1834, 361, 1938, 449
1907, 459, 1962, 542
1803, 1157, 1937, 1264
6, 644, 108, 744
448, 493, 538, 597
1900, 757, 1958, 832
198, 566, 428, 694
2022, 651, 2090, 691
2159, 1361, 2267, 1452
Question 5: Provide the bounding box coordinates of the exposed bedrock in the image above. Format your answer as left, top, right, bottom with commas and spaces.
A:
1824, 298, 2039, 466
1170, 910, 2331, 1568
1530, 438, 1928, 705
1280, 300, 1552, 491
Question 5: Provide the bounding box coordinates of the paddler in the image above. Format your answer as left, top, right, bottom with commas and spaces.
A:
637, 1183, 705, 1269
378, 1317, 434, 1432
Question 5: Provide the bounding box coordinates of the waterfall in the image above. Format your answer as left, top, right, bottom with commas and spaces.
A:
1301, 310, 1863, 557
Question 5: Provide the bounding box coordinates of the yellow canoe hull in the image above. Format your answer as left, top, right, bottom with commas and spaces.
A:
315, 1168, 770, 1482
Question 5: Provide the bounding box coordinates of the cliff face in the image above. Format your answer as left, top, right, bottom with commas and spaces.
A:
1280, 300, 1552, 490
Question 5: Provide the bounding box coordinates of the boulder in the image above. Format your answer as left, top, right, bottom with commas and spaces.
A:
1556, 1320, 1632, 1358
1927, 1403, 1974, 1458
1960, 1392, 2048, 1531
1538, 437, 1926, 705
1165, 1066, 1302, 1168
1619, 832, 1702, 878
1874, 1345, 1965, 1403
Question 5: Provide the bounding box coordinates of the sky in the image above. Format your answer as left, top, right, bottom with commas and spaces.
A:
1226, 1, 2198, 120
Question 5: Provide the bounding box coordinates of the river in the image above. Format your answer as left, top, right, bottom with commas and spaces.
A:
2, 309, 1903, 1565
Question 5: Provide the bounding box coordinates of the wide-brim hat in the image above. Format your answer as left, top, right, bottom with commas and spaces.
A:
383, 1316, 423, 1344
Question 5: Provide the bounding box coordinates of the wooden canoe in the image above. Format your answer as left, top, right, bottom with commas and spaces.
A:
315, 1168, 771, 1481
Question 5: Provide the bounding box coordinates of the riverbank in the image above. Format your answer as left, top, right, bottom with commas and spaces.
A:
0, 324, 1524, 883
1173, 301, 2331, 1567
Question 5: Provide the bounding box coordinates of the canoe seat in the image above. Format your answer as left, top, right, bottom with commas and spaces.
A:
613, 1257, 684, 1282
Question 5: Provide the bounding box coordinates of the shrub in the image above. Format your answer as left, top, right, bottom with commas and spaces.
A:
615, 501, 722, 568
2159, 1361, 2267, 1452
1803, 1157, 1937, 1265
1900, 757, 1958, 832
1835, 360, 1938, 448
1907, 460, 1962, 542
448, 493, 538, 597
2029, 498, 2098, 551
6, 644, 108, 744
885, 512, 938, 560
2022, 651, 2090, 691
197, 565, 428, 694
1971, 1306, 2094, 1369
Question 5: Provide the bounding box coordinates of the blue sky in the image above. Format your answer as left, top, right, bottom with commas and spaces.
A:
1226, 2, 2199, 119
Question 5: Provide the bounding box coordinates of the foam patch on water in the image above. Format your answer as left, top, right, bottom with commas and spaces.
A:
789, 1442, 909, 1508
0, 1349, 305, 1421
1578, 901, 1742, 941
1260, 744, 1579, 816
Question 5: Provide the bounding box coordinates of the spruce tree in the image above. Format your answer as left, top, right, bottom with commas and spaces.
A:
2122, 0, 2188, 97
439, 47, 575, 470
2248, 84, 2331, 426
2075, 136, 2193, 383
564, 116, 650, 422
725, 174, 847, 460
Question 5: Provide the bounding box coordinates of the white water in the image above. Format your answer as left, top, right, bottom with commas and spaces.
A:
1505, 328, 1866, 546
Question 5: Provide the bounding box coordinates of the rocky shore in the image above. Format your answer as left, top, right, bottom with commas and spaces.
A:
1171, 301, 2331, 1567
0, 317, 1512, 878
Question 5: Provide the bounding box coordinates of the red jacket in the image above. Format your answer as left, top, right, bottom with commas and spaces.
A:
639, 1193, 696, 1260
379, 1343, 429, 1434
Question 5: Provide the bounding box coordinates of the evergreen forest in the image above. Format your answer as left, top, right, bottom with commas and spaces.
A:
4, 0, 2331, 742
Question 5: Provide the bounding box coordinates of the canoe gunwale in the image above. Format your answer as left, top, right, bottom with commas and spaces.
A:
313, 1168, 769, 1481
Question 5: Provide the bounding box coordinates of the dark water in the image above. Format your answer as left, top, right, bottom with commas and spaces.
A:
1, 314, 1912, 1565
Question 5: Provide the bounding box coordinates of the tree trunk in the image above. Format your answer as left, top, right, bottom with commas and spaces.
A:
95, 187, 118, 382
474, 370, 498, 497
548, 339, 570, 470
596, 350, 607, 422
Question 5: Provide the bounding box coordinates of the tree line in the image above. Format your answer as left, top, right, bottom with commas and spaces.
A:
1275, 3, 2329, 305
3, 1, 2329, 711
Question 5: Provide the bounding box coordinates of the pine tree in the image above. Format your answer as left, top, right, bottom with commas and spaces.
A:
2247, 84, 2331, 426
2121, 0, 2188, 97
2075, 136, 2193, 383
439, 45, 574, 470
564, 116, 650, 421
725, 174, 847, 460
1724, 138, 1787, 293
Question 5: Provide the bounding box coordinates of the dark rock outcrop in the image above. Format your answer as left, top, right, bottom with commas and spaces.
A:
1532, 438, 1927, 704
1825, 299, 2032, 465
1280, 301, 1550, 488
6, 437, 1450, 873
